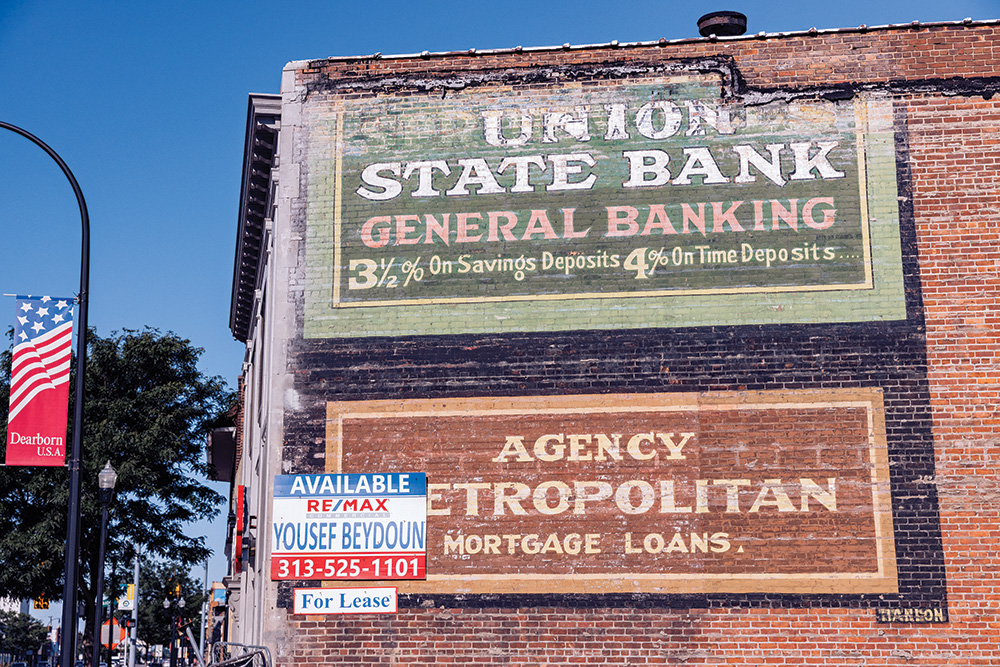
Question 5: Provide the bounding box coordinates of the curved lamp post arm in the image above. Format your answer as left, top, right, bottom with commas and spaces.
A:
0, 121, 90, 667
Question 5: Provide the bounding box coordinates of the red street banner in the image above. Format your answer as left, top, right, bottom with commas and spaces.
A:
5, 295, 74, 466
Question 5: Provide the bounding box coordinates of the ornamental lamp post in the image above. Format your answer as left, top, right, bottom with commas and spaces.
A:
163, 598, 171, 667
162, 596, 170, 626
165, 594, 186, 667
178, 597, 186, 667
97, 461, 117, 502
91, 462, 117, 667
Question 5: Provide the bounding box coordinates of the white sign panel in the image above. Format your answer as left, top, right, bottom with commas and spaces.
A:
271, 472, 427, 580
293, 586, 398, 614
118, 583, 136, 610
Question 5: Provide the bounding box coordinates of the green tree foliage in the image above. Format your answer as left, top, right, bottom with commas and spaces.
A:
0, 610, 50, 659
0, 328, 232, 634
132, 560, 205, 648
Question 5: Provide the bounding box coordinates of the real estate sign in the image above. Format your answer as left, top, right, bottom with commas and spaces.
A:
271, 472, 427, 580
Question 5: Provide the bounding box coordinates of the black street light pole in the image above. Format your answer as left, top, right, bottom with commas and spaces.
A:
91, 462, 117, 667
164, 595, 185, 667
0, 121, 91, 667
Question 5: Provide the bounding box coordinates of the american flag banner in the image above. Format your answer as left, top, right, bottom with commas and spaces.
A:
5, 295, 75, 466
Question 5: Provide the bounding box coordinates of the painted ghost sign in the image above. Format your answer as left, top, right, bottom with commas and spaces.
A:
302, 70, 904, 336
324, 389, 897, 595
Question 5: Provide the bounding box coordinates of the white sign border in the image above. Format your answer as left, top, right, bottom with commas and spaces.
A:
292, 586, 399, 615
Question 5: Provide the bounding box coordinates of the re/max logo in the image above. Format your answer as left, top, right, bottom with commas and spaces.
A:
306, 498, 388, 512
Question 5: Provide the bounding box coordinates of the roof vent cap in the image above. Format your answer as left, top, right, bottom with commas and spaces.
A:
697, 11, 748, 37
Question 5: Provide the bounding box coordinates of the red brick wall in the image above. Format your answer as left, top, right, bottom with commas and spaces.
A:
290, 607, 969, 665
300, 24, 1000, 87
907, 93, 1000, 663
277, 23, 1000, 665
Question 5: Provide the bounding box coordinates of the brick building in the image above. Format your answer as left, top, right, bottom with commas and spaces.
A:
226, 17, 1000, 664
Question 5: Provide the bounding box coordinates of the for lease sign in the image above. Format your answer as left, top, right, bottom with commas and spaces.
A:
293, 586, 398, 615
271, 473, 427, 580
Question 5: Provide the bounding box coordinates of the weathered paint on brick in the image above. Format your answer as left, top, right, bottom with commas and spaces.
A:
322, 389, 896, 596
300, 72, 906, 336
234, 21, 1000, 666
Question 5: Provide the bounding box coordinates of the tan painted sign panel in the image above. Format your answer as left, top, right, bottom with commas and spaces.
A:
325, 389, 896, 594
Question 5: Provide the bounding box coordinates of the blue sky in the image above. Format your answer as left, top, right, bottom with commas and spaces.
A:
1, 0, 997, 612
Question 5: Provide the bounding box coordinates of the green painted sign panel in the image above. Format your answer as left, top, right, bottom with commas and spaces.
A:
301, 72, 905, 337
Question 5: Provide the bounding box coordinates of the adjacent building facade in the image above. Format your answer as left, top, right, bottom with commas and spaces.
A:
226, 18, 1000, 664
